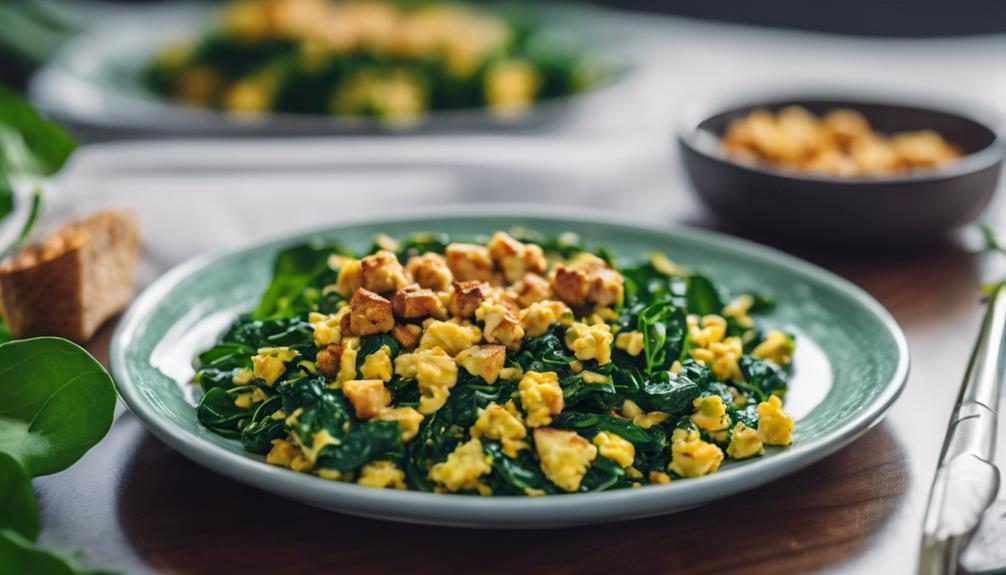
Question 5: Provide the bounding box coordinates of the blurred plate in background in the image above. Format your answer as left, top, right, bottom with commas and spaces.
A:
27, 2, 629, 139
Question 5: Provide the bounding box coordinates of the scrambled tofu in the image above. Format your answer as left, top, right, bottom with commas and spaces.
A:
335, 259, 362, 298
519, 300, 570, 337
592, 431, 635, 468
429, 438, 493, 495
251, 347, 299, 386
448, 280, 489, 318
668, 429, 724, 478
726, 422, 764, 459
357, 460, 406, 489
614, 330, 644, 357
470, 403, 529, 457
757, 395, 794, 446
395, 346, 458, 413
534, 428, 597, 492
419, 319, 482, 356
376, 406, 425, 442
518, 371, 564, 427
564, 322, 613, 365
690, 395, 730, 442
753, 330, 796, 366
455, 344, 506, 384
359, 345, 393, 382
309, 309, 347, 348
476, 301, 525, 350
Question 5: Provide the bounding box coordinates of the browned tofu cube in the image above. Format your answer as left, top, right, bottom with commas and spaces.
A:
316, 344, 341, 379
360, 250, 408, 294
551, 266, 591, 309
350, 288, 394, 335
391, 285, 443, 319
0, 210, 139, 342
391, 323, 422, 349
445, 243, 497, 283
343, 379, 391, 419
405, 252, 453, 291
448, 280, 488, 319
512, 272, 553, 308
487, 231, 547, 284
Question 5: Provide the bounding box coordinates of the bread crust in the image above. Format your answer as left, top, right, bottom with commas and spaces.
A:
0, 210, 140, 342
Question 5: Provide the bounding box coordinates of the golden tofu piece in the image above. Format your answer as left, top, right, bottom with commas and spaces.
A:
405, 252, 453, 291
448, 280, 489, 318
343, 379, 391, 419
349, 288, 395, 335
360, 250, 408, 294
445, 243, 497, 283
533, 427, 597, 492
391, 284, 444, 319
487, 231, 547, 284
455, 344, 506, 384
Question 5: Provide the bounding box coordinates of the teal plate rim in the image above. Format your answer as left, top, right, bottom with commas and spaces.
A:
110, 205, 910, 528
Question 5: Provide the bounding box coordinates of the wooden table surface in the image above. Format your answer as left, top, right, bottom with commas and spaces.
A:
29, 203, 1005, 575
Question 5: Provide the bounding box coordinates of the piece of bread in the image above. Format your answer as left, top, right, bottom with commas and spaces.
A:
0, 210, 140, 342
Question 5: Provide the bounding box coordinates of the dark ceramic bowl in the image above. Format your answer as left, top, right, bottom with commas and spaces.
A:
678, 94, 1005, 244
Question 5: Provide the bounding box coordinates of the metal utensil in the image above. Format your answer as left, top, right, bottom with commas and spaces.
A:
919, 284, 1006, 574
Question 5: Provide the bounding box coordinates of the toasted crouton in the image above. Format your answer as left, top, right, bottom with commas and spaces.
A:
0, 210, 139, 342
350, 288, 394, 335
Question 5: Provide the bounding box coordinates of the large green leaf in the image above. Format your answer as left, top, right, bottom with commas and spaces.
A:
0, 337, 116, 476
0, 85, 76, 177
0, 529, 112, 575
0, 453, 38, 540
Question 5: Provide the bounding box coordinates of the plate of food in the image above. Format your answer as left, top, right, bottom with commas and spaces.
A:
110, 207, 908, 527
29, 0, 625, 136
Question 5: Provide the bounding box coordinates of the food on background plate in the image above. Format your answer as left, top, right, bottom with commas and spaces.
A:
721, 106, 962, 177
193, 229, 797, 495
0, 210, 140, 342
146, 0, 606, 123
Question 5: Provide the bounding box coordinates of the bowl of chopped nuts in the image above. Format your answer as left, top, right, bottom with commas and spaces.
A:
677, 91, 1004, 244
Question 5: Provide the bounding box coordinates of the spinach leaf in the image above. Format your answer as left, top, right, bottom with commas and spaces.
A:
636, 301, 686, 372
551, 412, 665, 458
0, 337, 115, 476
195, 388, 248, 439
739, 355, 789, 398
220, 316, 314, 354
0, 315, 10, 344
392, 232, 450, 260
0, 453, 37, 540
0, 529, 111, 575
196, 343, 254, 371
316, 420, 402, 471
483, 441, 556, 495
512, 324, 574, 372
355, 333, 399, 369
560, 373, 617, 410
253, 243, 333, 320
240, 396, 285, 454
579, 455, 627, 492
637, 370, 700, 415
685, 273, 724, 316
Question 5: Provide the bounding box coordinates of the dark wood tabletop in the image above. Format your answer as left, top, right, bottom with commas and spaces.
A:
28, 174, 1006, 575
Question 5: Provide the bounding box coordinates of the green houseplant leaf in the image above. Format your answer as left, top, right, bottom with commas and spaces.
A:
0, 453, 38, 540
0, 529, 111, 575
0, 337, 116, 476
